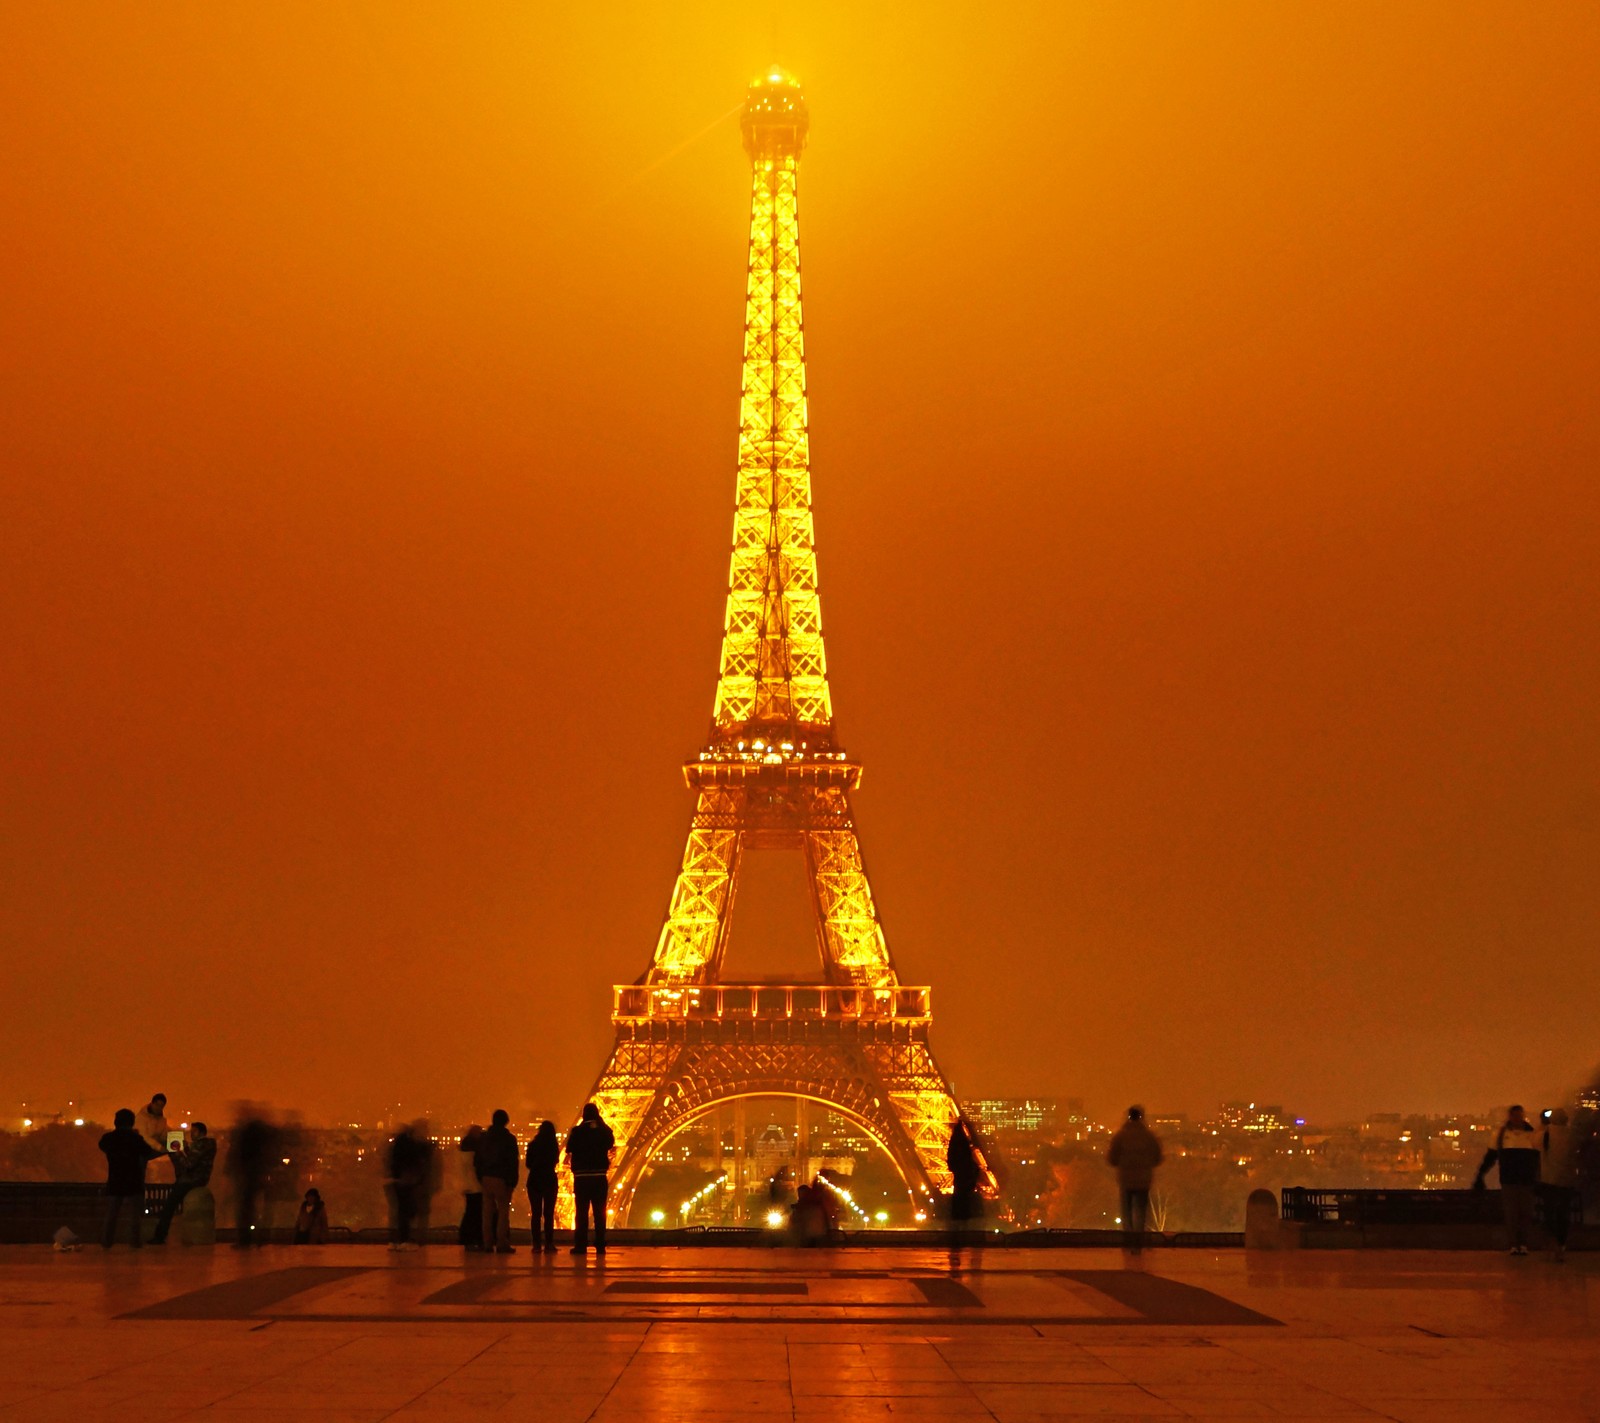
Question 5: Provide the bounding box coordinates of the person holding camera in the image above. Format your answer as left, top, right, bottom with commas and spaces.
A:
151, 1122, 215, 1244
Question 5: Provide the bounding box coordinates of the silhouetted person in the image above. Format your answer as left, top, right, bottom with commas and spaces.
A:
293, 1188, 330, 1244
565, 1103, 615, 1255
386, 1122, 428, 1250
525, 1120, 560, 1254
1107, 1106, 1164, 1255
1474, 1103, 1542, 1255
99, 1108, 162, 1249
789, 1183, 827, 1246
417, 1125, 441, 1242
151, 1122, 215, 1244
812, 1175, 840, 1241
946, 1120, 983, 1235
457, 1126, 485, 1250
226, 1108, 278, 1248
475, 1109, 519, 1253
1540, 1108, 1577, 1261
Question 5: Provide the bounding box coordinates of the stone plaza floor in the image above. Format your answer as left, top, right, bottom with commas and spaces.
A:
0, 1244, 1595, 1420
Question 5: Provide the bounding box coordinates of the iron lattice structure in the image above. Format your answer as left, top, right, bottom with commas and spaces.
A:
581, 70, 993, 1222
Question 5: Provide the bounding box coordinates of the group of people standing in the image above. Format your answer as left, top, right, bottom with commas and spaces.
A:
97, 1093, 217, 1249
1473, 1103, 1581, 1257
441, 1103, 616, 1256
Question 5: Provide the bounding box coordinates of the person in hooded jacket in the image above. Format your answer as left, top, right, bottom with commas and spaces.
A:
1473, 1104, 1543, 1254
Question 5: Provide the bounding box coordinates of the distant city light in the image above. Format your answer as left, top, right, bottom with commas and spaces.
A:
873, 1211, 889, 1223
21, 1118, 31, 1128
73, 1118, 84, 1126
649, 1209, 666, 1225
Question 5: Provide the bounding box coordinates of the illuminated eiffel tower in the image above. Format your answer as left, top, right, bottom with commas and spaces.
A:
583, 69, 991, 1223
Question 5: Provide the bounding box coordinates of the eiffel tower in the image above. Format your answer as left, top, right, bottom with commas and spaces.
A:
583, 69, 991, 1224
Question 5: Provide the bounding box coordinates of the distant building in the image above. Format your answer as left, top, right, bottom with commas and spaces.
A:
1214, 1102, 1288, 1134
966, 1099, 1061, 1135
1361, 1113, 1405, 1140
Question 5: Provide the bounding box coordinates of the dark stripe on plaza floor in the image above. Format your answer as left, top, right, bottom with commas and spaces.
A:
121, 1266, 371, 1321
420, 1274, 505, 1305
911, 1277, 982, 1308
1055, 1270, 1280, 1326
605, 1280, 809, 1295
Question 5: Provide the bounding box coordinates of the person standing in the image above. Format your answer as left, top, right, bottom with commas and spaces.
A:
1540, 1107, 1577, 1261
565, 1103, 615, 1256
525, 1121, 560, 1254
456, 1126, 484, 1250
1473, 1103, 1542, 1255
1106, 1106, 1164, 1255
135, 1094, 171, 1179
475, 1110, 519, 1254
226, 1109, 278, 1248
99, 1108, 162, 1249
385, 1123, 427, 1250
946, 1120, 983, 1234
151, 1122, 215, 1245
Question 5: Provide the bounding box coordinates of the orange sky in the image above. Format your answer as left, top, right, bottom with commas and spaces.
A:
4, 3, 1598, 1128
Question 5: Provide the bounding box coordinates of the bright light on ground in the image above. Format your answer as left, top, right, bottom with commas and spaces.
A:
765, 1210, 785, 1228
649, 1209, 666, 1225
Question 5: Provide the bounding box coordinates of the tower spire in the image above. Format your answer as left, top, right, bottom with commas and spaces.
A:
712, 69, 830, 741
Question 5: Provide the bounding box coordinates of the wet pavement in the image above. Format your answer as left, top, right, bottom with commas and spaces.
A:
0, 1245, 1595, 1419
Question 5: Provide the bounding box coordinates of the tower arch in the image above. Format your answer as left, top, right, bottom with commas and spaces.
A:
612, 1088, 920, 1225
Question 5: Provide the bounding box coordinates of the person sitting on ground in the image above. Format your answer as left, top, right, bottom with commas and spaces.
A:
1473, 1103, 1542, 1255
99, 1108, 163, 1250
293, 1188, 330, 1244
151, 1121, 216, 1245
